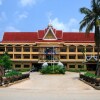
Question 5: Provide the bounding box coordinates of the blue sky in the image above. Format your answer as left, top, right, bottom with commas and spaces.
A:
0, 0, 91, 40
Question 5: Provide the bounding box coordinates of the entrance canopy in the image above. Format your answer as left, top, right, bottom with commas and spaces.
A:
86, 56, 98, 71
86, 56, 97, 62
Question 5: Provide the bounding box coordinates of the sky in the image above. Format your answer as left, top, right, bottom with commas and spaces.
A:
0, 0, 91, 41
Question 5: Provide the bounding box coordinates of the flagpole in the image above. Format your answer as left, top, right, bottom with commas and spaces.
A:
53, 46, 54, 73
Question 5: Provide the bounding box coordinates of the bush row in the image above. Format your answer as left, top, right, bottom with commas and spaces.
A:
40, 65, 66, 74
1, 72, 30, 86
80, 74, 100, 86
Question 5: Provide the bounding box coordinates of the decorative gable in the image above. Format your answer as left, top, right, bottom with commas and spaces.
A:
86, 56, 97, 62
43, 25, 57, 40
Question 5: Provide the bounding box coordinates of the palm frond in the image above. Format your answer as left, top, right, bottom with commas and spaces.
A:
80, 7, 92, 15
79, 14, 95, 32
86, 19, 95, 33
91, 0, 97, 11
91, 0, 100, 14
79, 20, 87, 32
79, 0, 100, 34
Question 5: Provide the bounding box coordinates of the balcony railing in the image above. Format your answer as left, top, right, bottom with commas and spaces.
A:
39, 51, 60, 54
38, 57, 59, 63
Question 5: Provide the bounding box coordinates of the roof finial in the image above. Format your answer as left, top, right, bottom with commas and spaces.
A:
48, 19, 52, 27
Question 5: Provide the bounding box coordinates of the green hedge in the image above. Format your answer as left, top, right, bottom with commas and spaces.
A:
19, 69, 30, 72
5, 70, 22, 78
40, 65, 66, 74
84, 72, 99, 78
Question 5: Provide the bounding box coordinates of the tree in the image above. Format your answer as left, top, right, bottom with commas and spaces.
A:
79, 0, 100, 76
0, 52, 12, 71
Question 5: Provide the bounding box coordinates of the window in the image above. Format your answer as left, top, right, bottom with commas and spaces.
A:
69, 46, 76, 52
60, 48, 66, 52
94, 47, 100, 52
23, 54, 30, 59
78, 65, 83, 68
77, 47, 84, 52
15, 64, 21, 68
86, 48, 93, 52
69, 55, 76, 59
86, 46, 93, 52
60, 55, 67, 59
44, 47, 56, 54
69, 65, 75, 68
32, 48, 38, 52
0, 47, 5, 52
15, 47, 21, 52
15, 54, 21, 59
32, 55, 38, 59
6, 47, 13, 52
78, 55, 84, 59
24, 65, 30, 68
23, 47, 30, 52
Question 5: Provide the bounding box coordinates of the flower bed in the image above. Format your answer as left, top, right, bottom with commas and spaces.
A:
79, 72, 100, 89
40, 65, 66, 74
1, 70, 30, 87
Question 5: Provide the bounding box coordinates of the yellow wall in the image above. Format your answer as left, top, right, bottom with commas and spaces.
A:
0, 42, 98, 70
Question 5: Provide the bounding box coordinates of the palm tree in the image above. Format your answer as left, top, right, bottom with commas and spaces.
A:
79, 0, 100, 76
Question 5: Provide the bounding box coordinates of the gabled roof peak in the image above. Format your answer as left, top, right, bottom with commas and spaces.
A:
48, 19, 53, 28
43, 25, 57, 40
48, 24, 53, 29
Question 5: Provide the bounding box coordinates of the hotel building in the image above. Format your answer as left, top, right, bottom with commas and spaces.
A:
0, 25, 99, 71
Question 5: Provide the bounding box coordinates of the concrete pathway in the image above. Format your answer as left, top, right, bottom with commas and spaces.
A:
8, 72, 94, 91
0, 72, 100, 100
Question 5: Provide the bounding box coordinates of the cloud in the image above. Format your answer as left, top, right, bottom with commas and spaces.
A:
5, 26, 20, 32
14, 11, 28, 23
19, 0, 37, 7
18, 13, 28, 20
51, 18, 67, 31
50, 18, 79, 32
0, 12, 7, 21
17, 12, 28, 20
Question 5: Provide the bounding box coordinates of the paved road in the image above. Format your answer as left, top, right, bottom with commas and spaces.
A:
0, 72, 100, 100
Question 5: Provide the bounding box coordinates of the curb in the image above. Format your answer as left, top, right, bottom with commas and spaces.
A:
79, 78, 100, 90
0, 78, 30, 88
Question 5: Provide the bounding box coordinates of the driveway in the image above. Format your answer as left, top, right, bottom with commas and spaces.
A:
8, 72, 94, 91
0, 72, 100, 100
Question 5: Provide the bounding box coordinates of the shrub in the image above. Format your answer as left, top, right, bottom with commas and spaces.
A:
40, 65, 66, 74
19, 69, 30, 72
5, 70, 22, 78
84, 72, 99, 78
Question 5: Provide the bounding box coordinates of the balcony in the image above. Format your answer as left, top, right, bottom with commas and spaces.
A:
38, 57, 59, 63
0, 47, 5, 52
15, 47, 22, 52
23, 47, 30, 52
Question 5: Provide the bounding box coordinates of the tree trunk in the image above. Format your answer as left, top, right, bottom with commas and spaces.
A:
95, 25, 100, 76
96, 45, 100, 76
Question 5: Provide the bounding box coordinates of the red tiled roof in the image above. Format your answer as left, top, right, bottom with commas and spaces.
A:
2, 29, 94, 43
63, 32, 94, 42
2, 32, 38, 43
38, 30, 45, 39
56, 30, 62, 39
